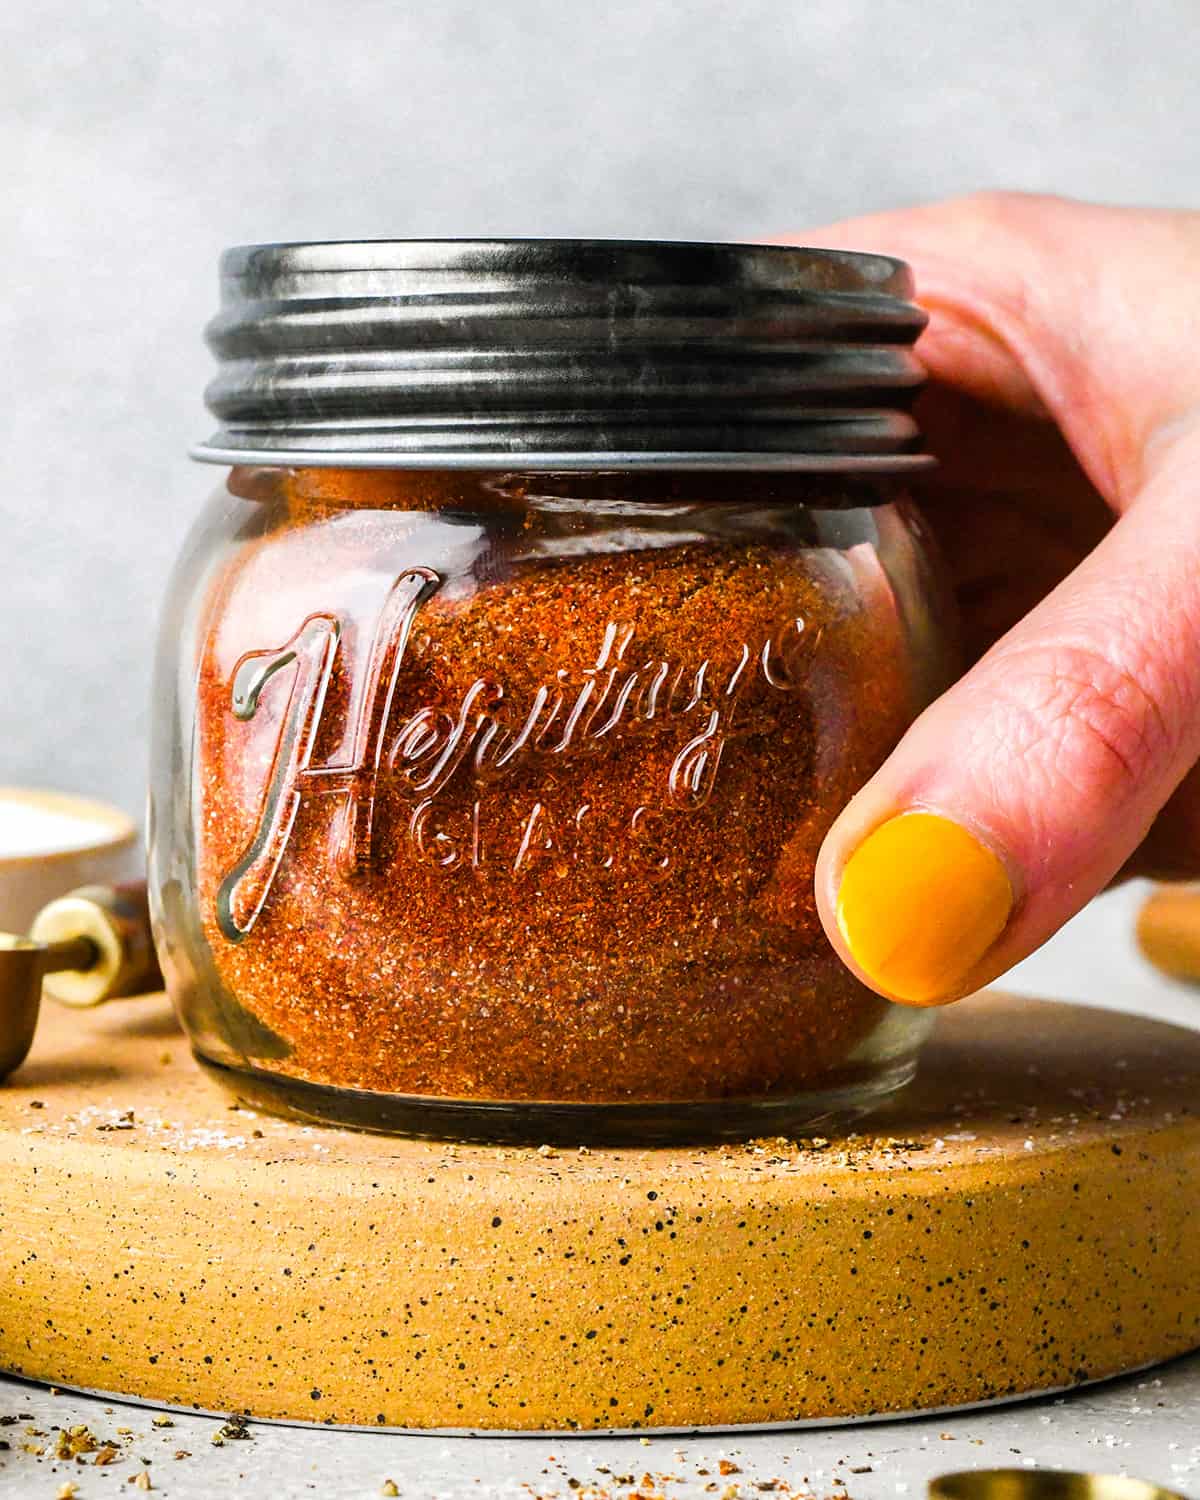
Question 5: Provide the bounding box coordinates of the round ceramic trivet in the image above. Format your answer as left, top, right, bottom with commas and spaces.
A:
0, 992, 1196, 1433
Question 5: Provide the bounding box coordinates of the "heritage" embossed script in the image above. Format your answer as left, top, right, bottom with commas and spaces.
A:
215, 568, 814, 940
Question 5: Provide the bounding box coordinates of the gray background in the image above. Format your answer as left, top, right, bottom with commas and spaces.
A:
3, 0, 1198, 1002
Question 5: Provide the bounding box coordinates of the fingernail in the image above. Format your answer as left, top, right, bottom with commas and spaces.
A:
835, 811, 1013, 1005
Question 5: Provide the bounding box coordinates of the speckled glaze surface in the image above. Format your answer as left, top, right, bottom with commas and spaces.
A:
0, 994, 1197, 1431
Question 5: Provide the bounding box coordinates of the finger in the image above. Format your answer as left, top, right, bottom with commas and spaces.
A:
817, 441, 1200, 1005
790, 191, 1200, 501
794, 193, 1200, 1005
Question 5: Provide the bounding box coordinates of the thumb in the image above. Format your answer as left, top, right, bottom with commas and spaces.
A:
819, 460, 1200, 1005
803, 195, 1200, 1005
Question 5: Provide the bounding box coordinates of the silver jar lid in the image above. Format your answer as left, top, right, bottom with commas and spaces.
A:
193, 238, 932, 471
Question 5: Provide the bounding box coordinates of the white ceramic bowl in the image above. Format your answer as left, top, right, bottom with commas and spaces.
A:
0, 787, 138, 936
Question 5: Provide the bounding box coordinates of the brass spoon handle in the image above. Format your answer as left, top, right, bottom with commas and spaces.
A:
38, 934, 101, 979
1, 881, 161, 1082
1137, 882, 1200, 981
30, 881, 161, 1008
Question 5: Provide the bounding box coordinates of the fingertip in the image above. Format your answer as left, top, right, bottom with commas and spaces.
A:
819, 809, 1015, 1008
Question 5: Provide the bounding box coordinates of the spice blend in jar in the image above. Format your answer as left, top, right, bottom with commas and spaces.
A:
150, 239, 952, 1139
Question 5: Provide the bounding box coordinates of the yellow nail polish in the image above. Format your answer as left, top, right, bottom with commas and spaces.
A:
835, 811, 1013, 1006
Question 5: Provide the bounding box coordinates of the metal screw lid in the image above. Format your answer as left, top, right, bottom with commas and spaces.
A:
193, 237, 931, 471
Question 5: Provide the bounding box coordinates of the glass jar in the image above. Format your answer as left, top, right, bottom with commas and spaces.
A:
149, 240, 954, 1142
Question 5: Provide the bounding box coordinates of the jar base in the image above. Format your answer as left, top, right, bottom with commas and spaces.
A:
192, 1050, 919, 1146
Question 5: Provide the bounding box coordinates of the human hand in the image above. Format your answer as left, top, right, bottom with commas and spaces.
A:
799, 193, 1200, 1005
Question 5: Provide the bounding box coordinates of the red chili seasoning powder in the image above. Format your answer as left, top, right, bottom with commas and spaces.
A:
191, 468, 927, 1104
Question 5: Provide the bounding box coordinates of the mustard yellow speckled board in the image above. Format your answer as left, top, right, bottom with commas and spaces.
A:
0, 993, 1197, 1431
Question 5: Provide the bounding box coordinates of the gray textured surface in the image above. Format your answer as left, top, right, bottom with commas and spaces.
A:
1, 1354, 1198, 1498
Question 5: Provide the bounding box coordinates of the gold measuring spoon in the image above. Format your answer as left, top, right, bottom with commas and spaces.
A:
931, 1472, 1189, 1500
0, 882, 161, 1080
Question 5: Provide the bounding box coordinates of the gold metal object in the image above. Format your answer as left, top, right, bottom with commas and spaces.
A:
29, 884, 159, 1008
931, 1472, 1190, 1500
0, 882, 159, 1081
1137, 883, 1200, 982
